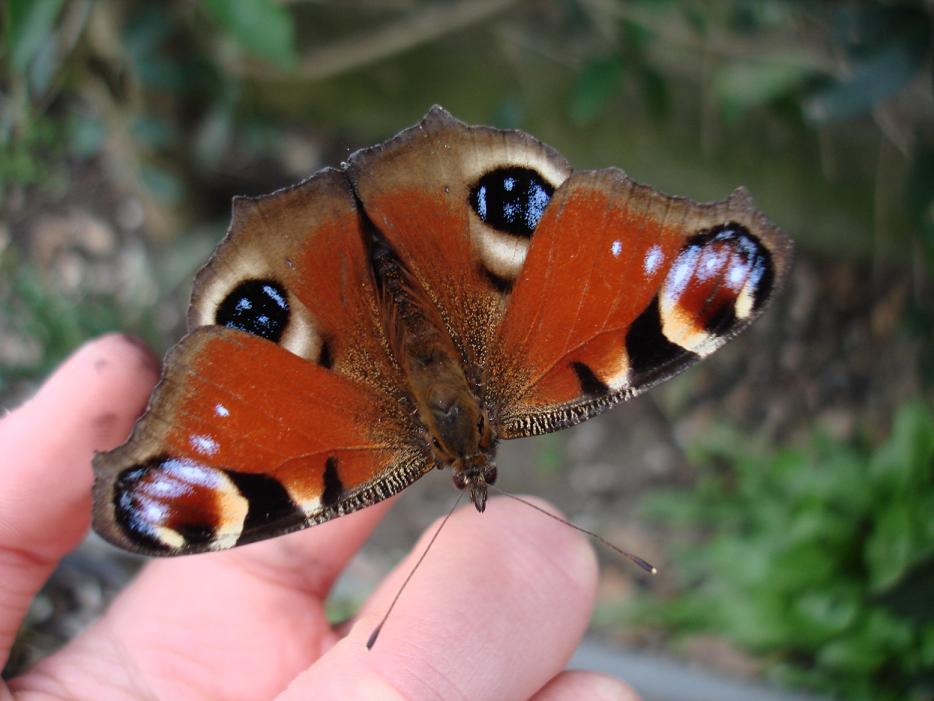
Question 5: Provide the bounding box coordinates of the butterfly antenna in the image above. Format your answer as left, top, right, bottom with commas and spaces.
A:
489, 486, 657, 575
366, 492, 465, 650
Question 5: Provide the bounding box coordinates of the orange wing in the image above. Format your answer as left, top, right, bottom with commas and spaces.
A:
93, 168, 431, 556
93, 328, 429, 555
346, 107, 571, 380
93, 109, 793, 554
188, 167, 405, 402
487, 169, 792, 438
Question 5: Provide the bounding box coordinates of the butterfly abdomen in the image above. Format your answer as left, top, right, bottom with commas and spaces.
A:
364, 199, 498, 509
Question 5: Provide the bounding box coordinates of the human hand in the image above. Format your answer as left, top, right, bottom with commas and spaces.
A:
0, 334, 640, 700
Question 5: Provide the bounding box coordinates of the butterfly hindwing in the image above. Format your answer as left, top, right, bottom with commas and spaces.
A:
93, 327, 431, 555
487, 169, 792, 438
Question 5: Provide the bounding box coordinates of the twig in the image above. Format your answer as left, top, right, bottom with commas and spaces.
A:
236, 0, 520, 81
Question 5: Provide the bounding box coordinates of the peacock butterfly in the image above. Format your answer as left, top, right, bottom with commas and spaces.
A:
92, 107, 792, 556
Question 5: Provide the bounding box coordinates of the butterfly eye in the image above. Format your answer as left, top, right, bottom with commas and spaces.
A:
469, 167, 554, 237
216, 279, 290, 342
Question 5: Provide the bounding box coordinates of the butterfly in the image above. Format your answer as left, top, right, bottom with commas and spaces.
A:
92, 106, 792, 556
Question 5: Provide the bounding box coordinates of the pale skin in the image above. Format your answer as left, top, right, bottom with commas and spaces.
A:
0, 334, 641, 701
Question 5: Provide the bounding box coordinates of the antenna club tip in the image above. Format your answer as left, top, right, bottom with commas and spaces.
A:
366, 624, 383, 650
650, 566, 658, 575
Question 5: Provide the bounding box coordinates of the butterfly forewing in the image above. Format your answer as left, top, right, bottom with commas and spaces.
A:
346, 107, 571, 375
487, 170, 791, 438
187, 168, 405, 401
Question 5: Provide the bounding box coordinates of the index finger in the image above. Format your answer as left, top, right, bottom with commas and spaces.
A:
0, 334, 159, 664
278, 496, 599, 701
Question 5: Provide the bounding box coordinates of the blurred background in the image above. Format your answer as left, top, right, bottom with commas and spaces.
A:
2, 1, 933, 699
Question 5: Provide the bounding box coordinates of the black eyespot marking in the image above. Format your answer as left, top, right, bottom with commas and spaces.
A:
113, 456, 220, 552
687, 224, 774, 313
174, 523, 216, 546
216, 279, 289, 342
571, 361, 610, 397
224, 470, 303, 544
626, 296, 699, 386
470, 166, 554, 237
322, 456, 344, 508
319, 337, 334, 369
704, 303, 736, 336
113, 462, 171, 553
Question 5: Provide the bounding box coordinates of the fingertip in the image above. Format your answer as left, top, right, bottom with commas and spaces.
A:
532, 670, 642, 701
388, 493, 600, 624
89, 332, 161, 379
290, 495, 600, 700
489, 495, 599, 598
52, 332, 159, 380
0, 333, 160, 550
0, 334, 159, 662
55, 333, 161, 443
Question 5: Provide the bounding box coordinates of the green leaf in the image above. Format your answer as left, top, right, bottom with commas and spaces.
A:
866, 402, 934, 589
867, 498, 932, 591
569, 56, 624, 126
642, 399, 934, 700
637, 64, 670, 120
714, 57, 818, 120
805, 34, 929, 123
200, 0, 296, 70
790, 589, 860, 642
921, 624, 934, 665
878, 557, 934, 625
871, 402, 924, 487
817, 633, 886, 674
4, 0, 66, 74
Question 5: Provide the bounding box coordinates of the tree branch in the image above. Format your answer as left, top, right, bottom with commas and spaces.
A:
237, 0, 520, 81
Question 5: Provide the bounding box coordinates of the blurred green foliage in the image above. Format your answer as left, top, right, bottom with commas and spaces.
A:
201, 0, 296, 71
0, 249, 161, 395
632, 402, 934, 701
1, 2, 933, 694
2, 0, 933, 243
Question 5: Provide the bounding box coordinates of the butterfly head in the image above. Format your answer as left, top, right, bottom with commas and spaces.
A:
425, 389, 498, 512
451, 458, 497, 513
